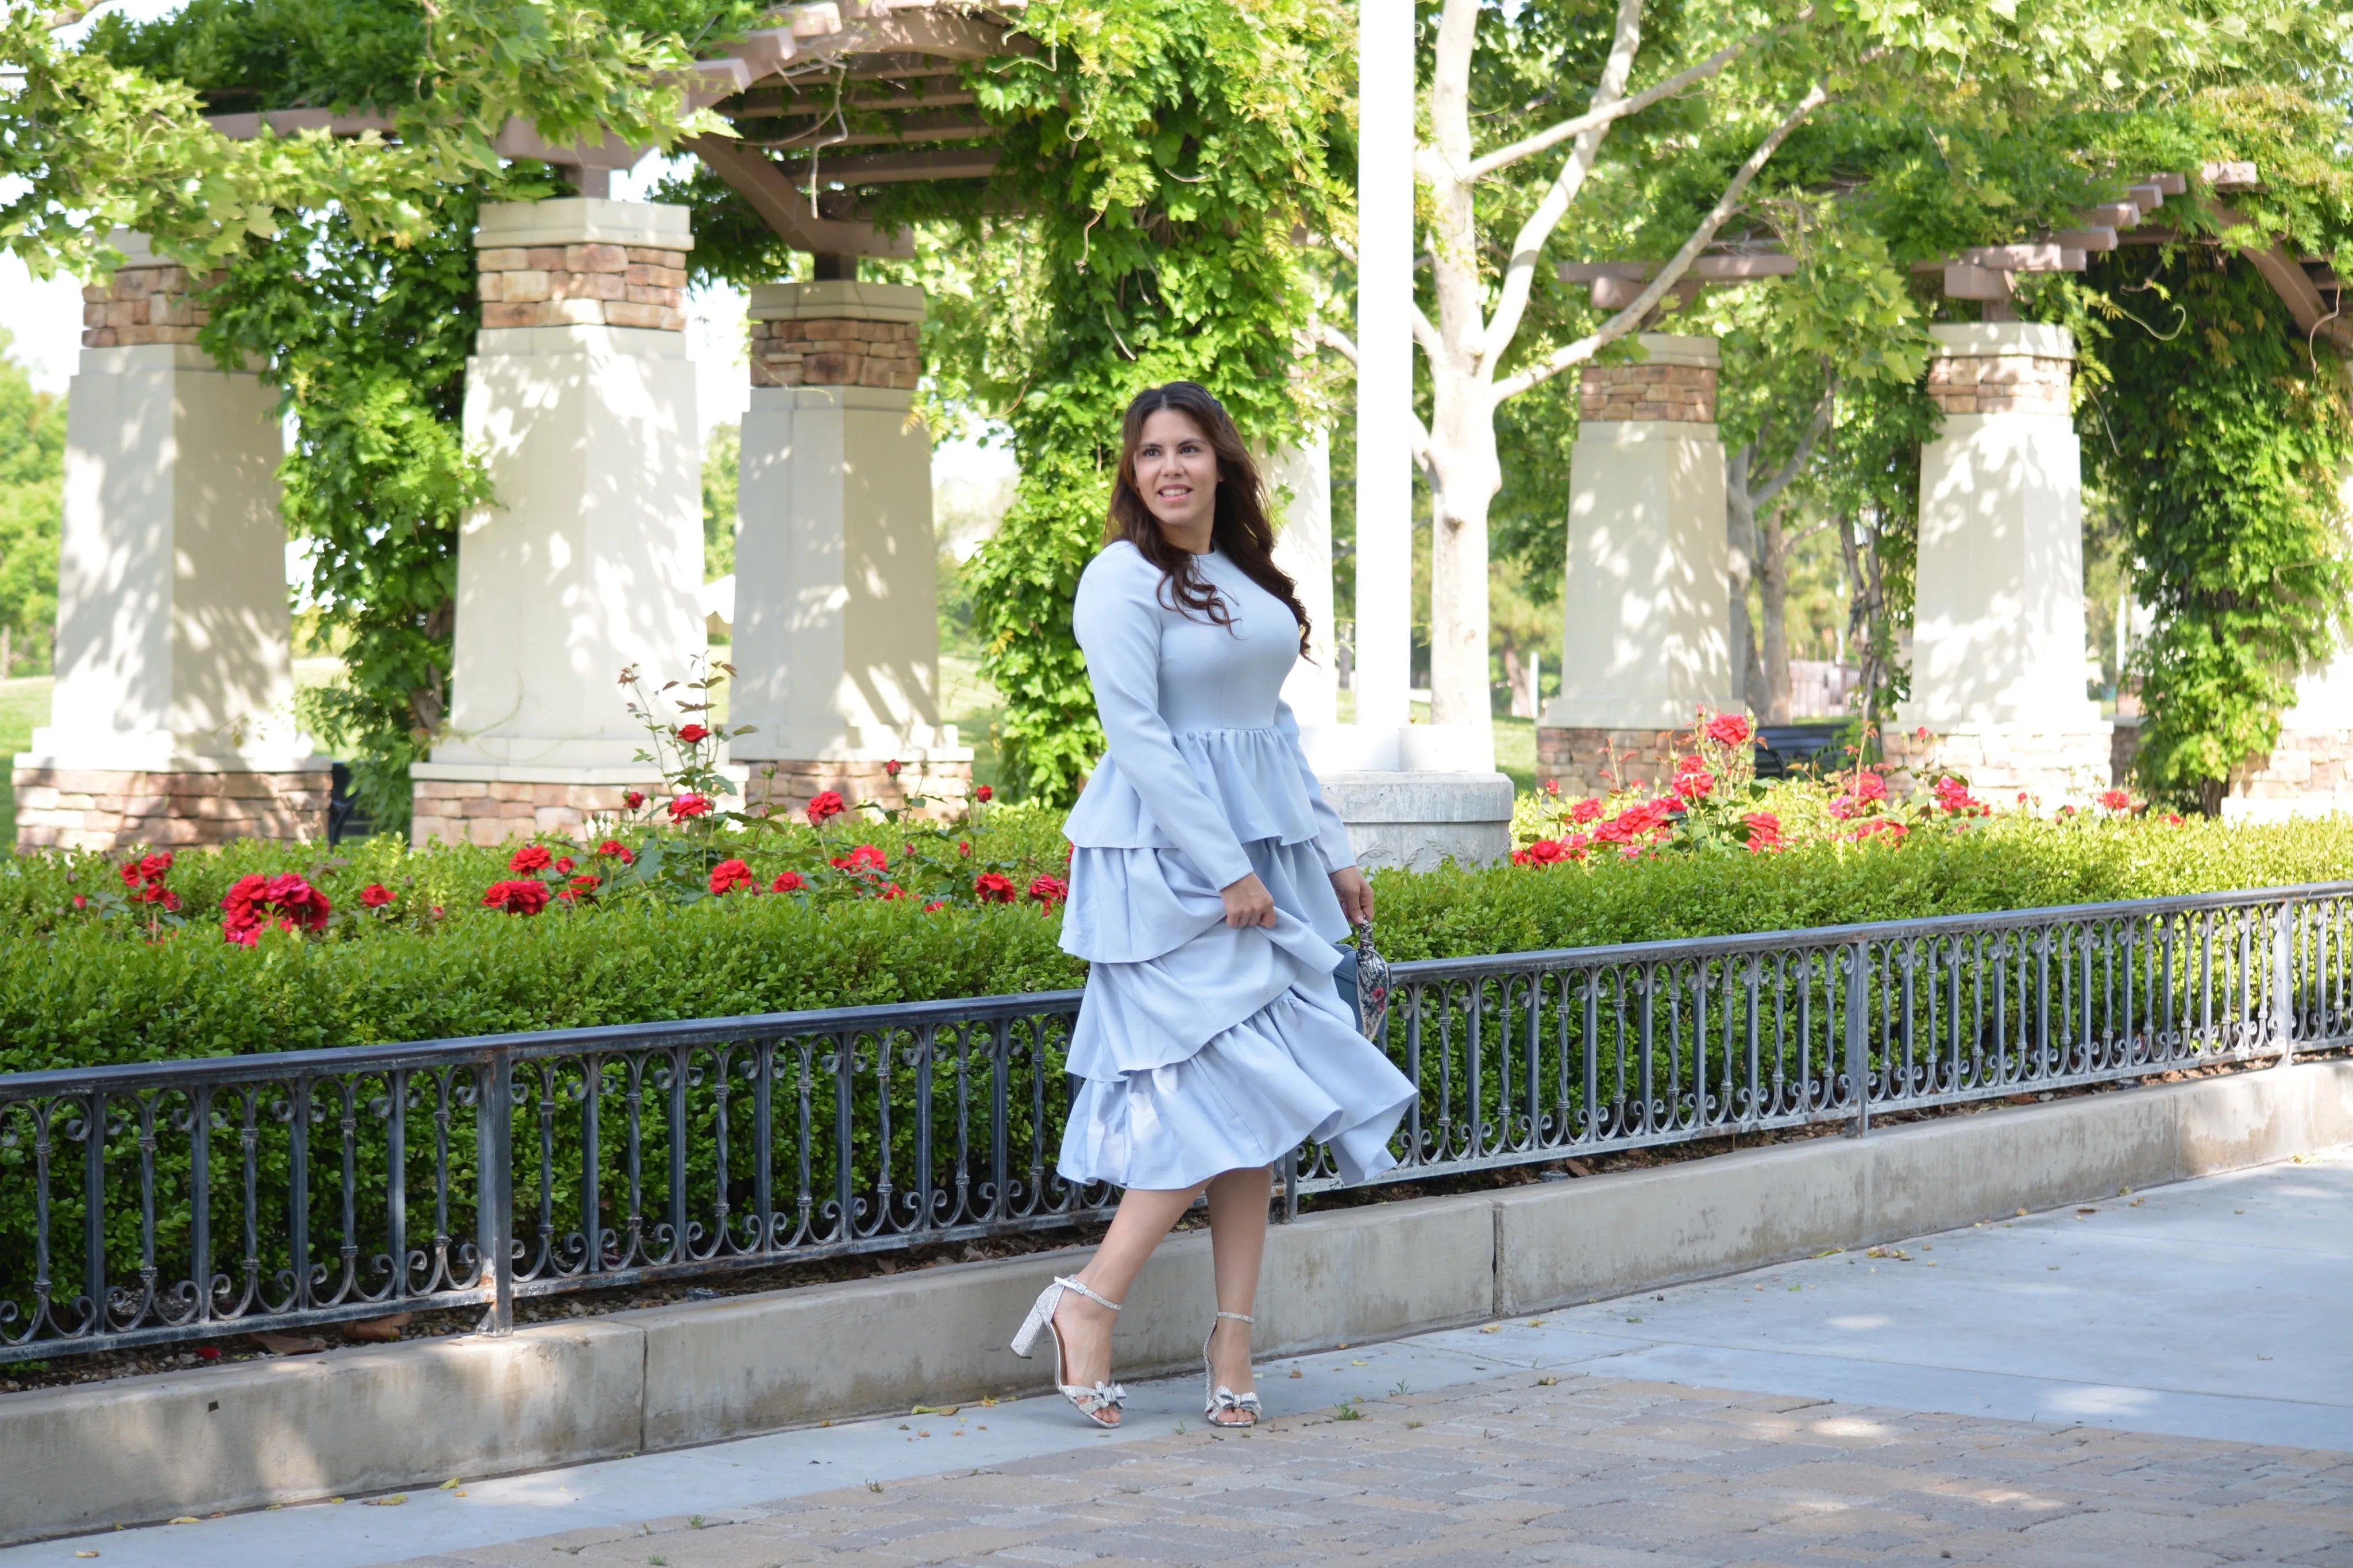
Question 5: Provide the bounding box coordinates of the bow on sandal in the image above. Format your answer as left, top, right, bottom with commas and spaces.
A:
1203, 1309, 1262, 1428
1010, 1275, 1127, 1428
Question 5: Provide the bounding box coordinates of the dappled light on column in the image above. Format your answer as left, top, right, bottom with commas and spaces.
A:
1537, 334, 1737, 798
410, 198, 707, 845
13, 231, 330, 852
1888, 323, 2109, 802
727, 279, 973, 819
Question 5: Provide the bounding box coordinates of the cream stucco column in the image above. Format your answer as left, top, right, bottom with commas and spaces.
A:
1888, 323, 2108, 801
1534, 334, 1734, 797
13, 232, 330, 852
727, 280, 971, 818
408, 199, 708, 845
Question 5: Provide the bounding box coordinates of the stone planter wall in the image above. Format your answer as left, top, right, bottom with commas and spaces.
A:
12, 767, 329, 852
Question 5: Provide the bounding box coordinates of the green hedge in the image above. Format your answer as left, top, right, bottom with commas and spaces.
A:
2, 810, 2349, 1072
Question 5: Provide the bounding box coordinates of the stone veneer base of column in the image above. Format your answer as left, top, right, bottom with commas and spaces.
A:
13, 767, 331, 852
409, 777, 668, 847
1883, 725, 2113, 804
740, 758, 974, 823
1534, 725, 1699, 799
2221, 727, 2353, 821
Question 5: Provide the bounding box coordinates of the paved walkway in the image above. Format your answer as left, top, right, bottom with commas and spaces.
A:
7, 1149, 2348, 1567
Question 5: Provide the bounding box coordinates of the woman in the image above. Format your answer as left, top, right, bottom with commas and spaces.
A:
1009, 382, 1416, 1430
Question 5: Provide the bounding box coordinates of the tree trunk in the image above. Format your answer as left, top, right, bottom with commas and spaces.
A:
1757, 512, 1795, 724
1726, 445, 1763, 715
1425, 407, 1497, 728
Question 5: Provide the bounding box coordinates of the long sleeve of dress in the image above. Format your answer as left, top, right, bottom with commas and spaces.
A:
1274, 697, 1357, 874
1072, 555, 1256, 891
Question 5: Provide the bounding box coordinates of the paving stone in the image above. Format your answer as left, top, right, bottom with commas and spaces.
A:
376, 1369, 2351, 1568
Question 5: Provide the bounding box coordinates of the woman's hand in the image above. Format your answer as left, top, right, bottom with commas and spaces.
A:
1329, 866, 1374, 926
1220, 872, 1278, 928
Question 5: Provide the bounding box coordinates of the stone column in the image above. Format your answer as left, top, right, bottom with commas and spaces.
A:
1265, 432, 1338, 724
1885, 323, 2108, 801
13, 232, 330, 852
408, 199, 708, 845
727, 280, 972, 818
1536, 334, 1734, 797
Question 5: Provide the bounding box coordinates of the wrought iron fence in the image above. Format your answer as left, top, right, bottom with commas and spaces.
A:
3, 882, 2347, 1363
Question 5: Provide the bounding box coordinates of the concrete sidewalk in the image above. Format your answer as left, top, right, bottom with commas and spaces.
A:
7, 1148, 2347, 1567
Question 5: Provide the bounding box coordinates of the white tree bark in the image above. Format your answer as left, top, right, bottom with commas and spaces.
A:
1408, 0, 1831, 727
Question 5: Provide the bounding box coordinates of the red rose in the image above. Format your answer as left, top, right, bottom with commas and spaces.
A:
360, 883, 395, 908
481, 880, 551, 916
975, 872, 1017, 903
806, 789, 846, 826
570, 873, 601, 890
1525, 839, 1569, 864
1569, 798, 1603, 825
510, 844, 553, 874
1742, 812, 1783, 853
1672, 767, 1714, 801
884, 758, 902, 778
675, 723, 710, 745
1854, 772, 1888, 804
1703, 714, 1753, 747
1915, 725, 1932, 742
554, 856, 575, 875
924, 899, 947, 912
958, 840, 972, 857
1028, 874, 1068, 907
1541, 778, 1560, 797
71, 894, 86, 910
975, 784, 994, 803
878, 882, 908, 901
624, 790, 646, 810
668, 792, 713, 822
771, 870, 807, 894
2099, 789, 2132, 812
222, 872, 333, 945
595, 839, 635, 864
708, 859, 757, 896
831, 843, 888, 874
2163, 812, 2185, 826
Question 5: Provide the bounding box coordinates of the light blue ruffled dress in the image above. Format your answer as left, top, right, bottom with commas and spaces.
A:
1055, 540, 1417, 1192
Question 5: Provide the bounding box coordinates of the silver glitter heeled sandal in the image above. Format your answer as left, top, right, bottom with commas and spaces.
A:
1202, 1309, 1262, 1428
1010, 1275, 1127, 1429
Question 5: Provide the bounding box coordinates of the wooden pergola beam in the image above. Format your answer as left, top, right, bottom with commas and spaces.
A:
684, 136, 912, 257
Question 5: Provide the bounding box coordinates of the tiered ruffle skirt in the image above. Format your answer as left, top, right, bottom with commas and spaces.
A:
1056, 729, 1416, 1192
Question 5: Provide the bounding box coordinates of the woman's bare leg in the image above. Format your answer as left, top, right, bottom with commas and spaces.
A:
1203, 1166, 1271, 1420
1051, 1184, 1199, 1426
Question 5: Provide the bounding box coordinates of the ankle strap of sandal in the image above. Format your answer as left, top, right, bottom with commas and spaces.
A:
1214, 1309, 1253, 1324
1055, 1275, 1123, 1312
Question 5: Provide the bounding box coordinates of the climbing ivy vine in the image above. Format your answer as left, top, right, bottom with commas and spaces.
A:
951, 0, 1354, 804
2083, 249, 2353, 814
198, 184, 522, 835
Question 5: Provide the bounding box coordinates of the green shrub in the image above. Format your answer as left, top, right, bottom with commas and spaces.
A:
2, 806, 2348, 1067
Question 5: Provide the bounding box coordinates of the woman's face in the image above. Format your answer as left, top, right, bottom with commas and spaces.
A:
1134, 408, 1219, 540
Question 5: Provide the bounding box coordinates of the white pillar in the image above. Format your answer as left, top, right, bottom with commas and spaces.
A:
1266, 432, 1338, 724
727, 280, 971, 817
410, 199, 705, 844
1536, 335, 1732, 796
13, 233, 327, 852
1893, 323, 2107, 800
1353, 0, 1414, 731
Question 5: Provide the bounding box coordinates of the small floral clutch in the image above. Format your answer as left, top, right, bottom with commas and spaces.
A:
1351, 919, 1392, 1041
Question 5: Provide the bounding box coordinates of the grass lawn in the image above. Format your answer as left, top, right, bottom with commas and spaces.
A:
0, 677, 55, 849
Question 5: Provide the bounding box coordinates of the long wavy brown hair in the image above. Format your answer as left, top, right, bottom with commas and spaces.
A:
1105, 381, 1311, 656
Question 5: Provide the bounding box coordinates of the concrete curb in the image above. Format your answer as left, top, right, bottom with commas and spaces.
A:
3, 1059, 2347, 1543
